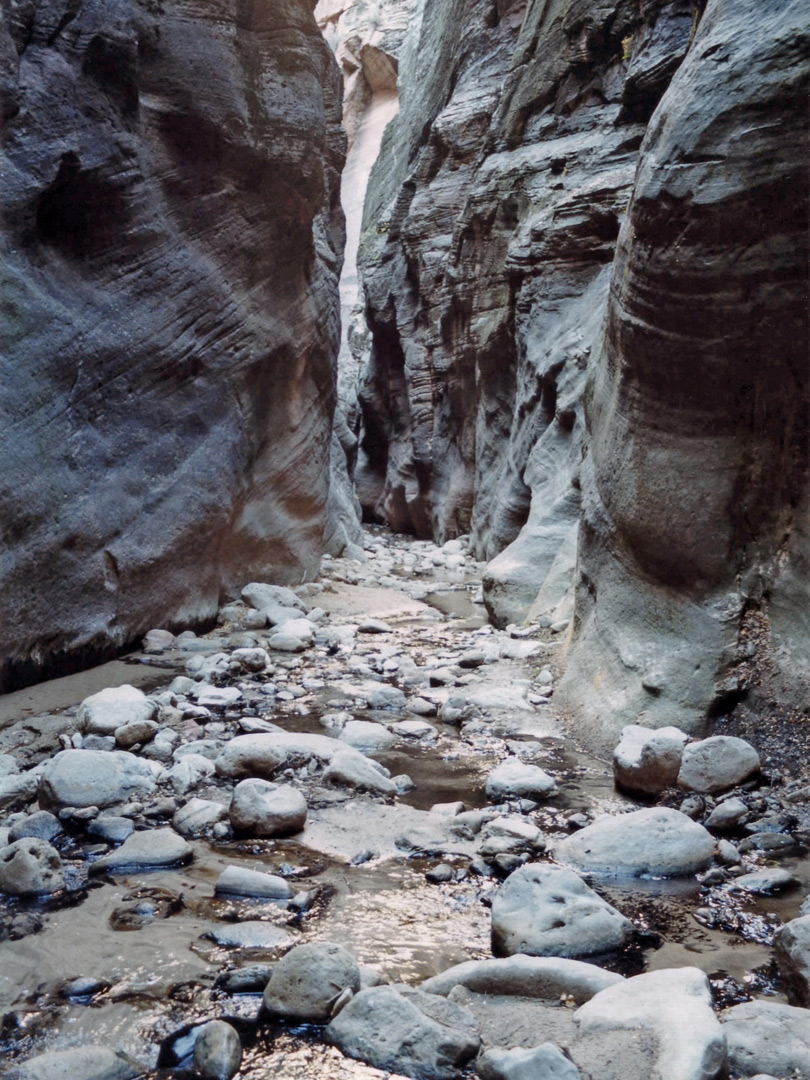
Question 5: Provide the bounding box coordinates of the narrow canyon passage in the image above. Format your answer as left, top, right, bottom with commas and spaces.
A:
1, 0, 808, 1078
1, 528, 809, 1079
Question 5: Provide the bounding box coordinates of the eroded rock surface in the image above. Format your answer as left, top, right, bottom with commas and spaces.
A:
0, 0, 345, 692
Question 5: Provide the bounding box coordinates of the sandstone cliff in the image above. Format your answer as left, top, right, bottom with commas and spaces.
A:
355, 0, 809, 740
0, 0, 345, 690
316, 0, 413, 557
357, 0, 694, 610
563, 0, 810, 743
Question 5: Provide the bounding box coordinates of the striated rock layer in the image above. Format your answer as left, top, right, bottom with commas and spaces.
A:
0, 0, 345, 690
356, 0, 809, 741
316, 0, 414, 557
562, 0, 810, 744
356, 0, 695, 625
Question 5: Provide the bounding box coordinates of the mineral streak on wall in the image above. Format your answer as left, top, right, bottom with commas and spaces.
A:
0, 0, 346, 691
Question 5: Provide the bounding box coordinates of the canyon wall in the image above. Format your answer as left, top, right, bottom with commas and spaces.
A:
316, 0, 413, 558
563, 0, 810, 744
357, 0, 695, 609
0, 0, 345, 690
355, 0, 809, 741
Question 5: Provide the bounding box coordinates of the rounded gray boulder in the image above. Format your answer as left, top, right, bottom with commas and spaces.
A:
263, 942, 361, 1021
39, 750, 156, 810
490, 863, 632, 959
193, 1020, 242, 1080
677, 736, 760, 794
0, 838, 64, 896
613, 724, 688, 795
553, 807, 715, 878
228, 778, 307, 836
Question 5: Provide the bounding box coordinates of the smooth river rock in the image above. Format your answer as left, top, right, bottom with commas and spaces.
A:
420, 956, 623, 1006
553, 807, 715, 878
775, 914, 810, 1006
574, 967, 726, 1080
326, 984, 480, 1080
676, 736, 761, 794
6, 1046, 145, 1080
78, 686, 158, 736
228, 779, 307, 837
490, 863, 632, 959
0, 838, 65, 896
263, 942, 361, 1021
215, 865, 291, 900
39, 750, 156, 810
613, 725, 688, 796
485, 758, 558, 802
722, 999, 810, 1079
477, 1044, 581, 1080
90, 828, 192, 874
193, 1020, 242, 1080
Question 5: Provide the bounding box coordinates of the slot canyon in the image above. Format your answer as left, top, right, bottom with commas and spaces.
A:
0, 1, 808, 1077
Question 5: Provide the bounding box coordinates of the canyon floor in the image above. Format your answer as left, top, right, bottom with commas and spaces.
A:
1, 527, 809, 1079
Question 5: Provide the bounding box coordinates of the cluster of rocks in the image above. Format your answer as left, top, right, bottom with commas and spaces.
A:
3, 531, 810, 1079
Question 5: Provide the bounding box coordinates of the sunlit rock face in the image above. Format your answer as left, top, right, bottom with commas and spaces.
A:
316, 0, 414, 556
0, 0, 345, 690
562, 0, 810, 744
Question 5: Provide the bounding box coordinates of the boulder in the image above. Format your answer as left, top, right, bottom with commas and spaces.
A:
228, 779, 307, 836
339, 720, 397, 753
39, 750, 156, 810
215, 865, 291, 900
485, 759, 558, 801
612, 725, 688, 795
263, 942, 361, 1021
87, 815, 135, 845
704, 797, 749, 831
215, 732, 344, 778
242, 583, 306, 613
477, 1044, 581, 1080
204, 921, 294, 949
574, 967, 726, 1080
6, 1046, 145, 1080
553, 807, 715, 878
8, 811, 62, 844
173, 798, 228, 837
420, 956, 623, 1006
734, 868, 797, 895
114, 720, 159, 749
677, 737, 760, 794
490, 863, 632, 958
323, 750, 397, 795
77, 686, 158, 736
722, 999, 810, 1079
90, 828, 192, 873
0, 838, 64, 896
775, 914, 810, 1005
193, 1021, 242, 1080
326, 984, 480, 1080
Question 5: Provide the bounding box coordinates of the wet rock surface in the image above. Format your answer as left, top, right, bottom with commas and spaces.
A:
1, 529, 809, 1079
